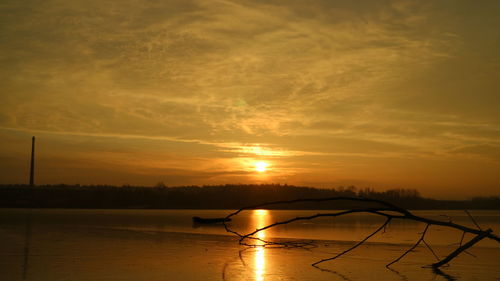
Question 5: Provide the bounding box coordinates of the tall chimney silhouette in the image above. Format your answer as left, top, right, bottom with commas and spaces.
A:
29, 136, 35, 186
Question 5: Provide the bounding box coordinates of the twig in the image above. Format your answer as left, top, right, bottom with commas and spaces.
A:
387, 267, 409, 281
386, 224, 430, 267
422, 240, 440, 261
463, 250, 477, 258
456, 231, 476, 257
313, 266, 355, 281
464, 210, 482, 231
459, 231, 465, 246
312, 217, 391, 266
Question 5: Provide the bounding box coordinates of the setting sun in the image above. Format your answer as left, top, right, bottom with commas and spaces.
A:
254, 161, 269, 173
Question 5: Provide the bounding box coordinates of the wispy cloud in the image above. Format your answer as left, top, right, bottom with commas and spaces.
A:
1, 0, 499, 197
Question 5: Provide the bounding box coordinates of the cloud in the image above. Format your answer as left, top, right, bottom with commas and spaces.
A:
1, 0, 499, 197
1, 0, 462, 138
450, 144, 500, 162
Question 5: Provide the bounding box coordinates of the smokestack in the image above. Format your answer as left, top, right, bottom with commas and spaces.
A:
29, 136, 35, 186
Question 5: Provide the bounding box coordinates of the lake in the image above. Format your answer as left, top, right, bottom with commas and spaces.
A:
0, 209, 499, 280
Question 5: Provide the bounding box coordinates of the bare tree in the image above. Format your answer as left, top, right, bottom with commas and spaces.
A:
222, 197, 499, 269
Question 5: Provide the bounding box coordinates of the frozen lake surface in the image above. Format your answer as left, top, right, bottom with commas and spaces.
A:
0, 209, 499, 280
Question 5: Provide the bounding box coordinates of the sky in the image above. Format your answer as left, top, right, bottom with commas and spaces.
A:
1, 0, 499, 198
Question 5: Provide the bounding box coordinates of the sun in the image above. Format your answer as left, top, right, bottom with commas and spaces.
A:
254, 161, 269, 173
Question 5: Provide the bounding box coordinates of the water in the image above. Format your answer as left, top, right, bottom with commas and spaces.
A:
0, 209, 499, 280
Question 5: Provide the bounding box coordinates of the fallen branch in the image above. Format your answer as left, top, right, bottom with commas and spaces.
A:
431, 228, 492, 268
222, 197, 499, 269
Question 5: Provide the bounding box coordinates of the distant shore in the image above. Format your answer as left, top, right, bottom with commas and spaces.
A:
1, 184, 498, 210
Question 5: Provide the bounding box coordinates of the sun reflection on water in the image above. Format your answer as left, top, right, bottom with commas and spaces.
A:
253, 209, 270, 281
254, 247, 265, 281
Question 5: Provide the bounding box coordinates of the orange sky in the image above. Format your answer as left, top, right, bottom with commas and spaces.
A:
1, 0, 499, 199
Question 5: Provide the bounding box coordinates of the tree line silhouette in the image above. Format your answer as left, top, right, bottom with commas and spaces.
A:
0, 184, 498, 209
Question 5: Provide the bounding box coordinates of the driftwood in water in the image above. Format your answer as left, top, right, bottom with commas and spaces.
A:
192, 216, 232, 224
222, 197, 499, 269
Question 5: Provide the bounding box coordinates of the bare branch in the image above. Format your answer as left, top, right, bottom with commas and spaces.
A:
422, 240, 440, 261
386, 224, 430, 268
463, 250, 477, 258
312, 266, 355, 281
222, 196, 499, 270
464, 210, 482, 231
459, 231, 466, 246
387, 267, 409, 281
237, 208, 395, 246
432, 268, 457, 281
312, 217, 391, 266
431, 229, 492, 268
